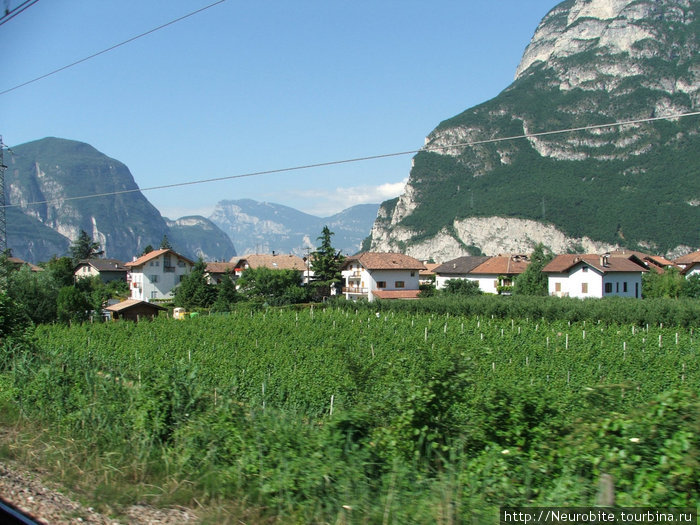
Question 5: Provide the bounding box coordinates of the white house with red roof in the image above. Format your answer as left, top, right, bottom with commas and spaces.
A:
674, 250, 700, 278
543, 253, 647, 298
125, 249, 194, 301
341, 252, 425, 301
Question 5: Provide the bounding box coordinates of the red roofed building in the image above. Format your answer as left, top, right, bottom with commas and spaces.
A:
340, 252, 425, 301
125, 249, 194, 301
468, 254, 531, 294
543, 253, 647, 298
674, 250, 700, 277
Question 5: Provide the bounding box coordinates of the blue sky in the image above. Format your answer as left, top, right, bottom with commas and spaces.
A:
1, 0, 558, 218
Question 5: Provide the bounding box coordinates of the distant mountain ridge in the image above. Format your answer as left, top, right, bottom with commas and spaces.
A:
369, 0, 700, 261
209, 199, 379, 256
6, 137, 236, 263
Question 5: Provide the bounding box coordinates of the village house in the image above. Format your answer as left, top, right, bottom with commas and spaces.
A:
674, 250, 700, 278
467, 254, 530, 294
341, 252, 425, 301
74, 258, 127, 283
104, 299, 167, 322
6, 256, 42, 272
230, 253, 312, 283
125, 249, 194, 301
204, 261, 237, 285
543, 253, 647, 298
419, 262, 440, 286
433, 256, 491, 290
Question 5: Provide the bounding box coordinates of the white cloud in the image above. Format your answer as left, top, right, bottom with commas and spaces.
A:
284, 178, 408, 216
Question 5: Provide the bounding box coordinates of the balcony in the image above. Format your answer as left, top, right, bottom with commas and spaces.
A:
164, 266, 176, 273
343, 287, 368, 294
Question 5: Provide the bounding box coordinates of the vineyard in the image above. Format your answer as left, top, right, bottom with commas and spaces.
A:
2, 305, 699, 523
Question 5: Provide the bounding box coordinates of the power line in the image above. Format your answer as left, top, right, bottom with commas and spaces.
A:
0, 0, 226, 96
0, 0, 39, 27
2, 109, 699, 210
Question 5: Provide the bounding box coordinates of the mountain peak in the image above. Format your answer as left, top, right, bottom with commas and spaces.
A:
515, 0, 695, 80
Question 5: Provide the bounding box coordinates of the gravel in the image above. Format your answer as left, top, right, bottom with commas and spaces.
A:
0, 460, 198, 524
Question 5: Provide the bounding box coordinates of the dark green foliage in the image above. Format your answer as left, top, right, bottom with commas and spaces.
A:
237, 267, 309, 305
4, 307, 697, 521
43, 256, 76, 288
69, 229, 103, 262
7, 265, 60, 324
310, 226, 345, 299
210, 271, 238, 312
513, 243, 553, 296
159, 235, 172, 250
642, 267, 687, 298
173, 259, 217, 310
443, 278, 482, 296
0, 290, 30, 339
56, 285, 92, 324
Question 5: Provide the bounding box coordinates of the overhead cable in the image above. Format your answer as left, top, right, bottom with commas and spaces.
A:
3, 109, 699, 210
0, 0, 39, 27
0, 0, 226, 96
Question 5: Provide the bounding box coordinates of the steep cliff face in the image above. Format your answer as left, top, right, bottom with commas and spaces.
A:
370, 0, 700, 261
7, 138, 169, 262
209, 199, 378, 256
7, 137, 236, 263
164, 216, 236, 261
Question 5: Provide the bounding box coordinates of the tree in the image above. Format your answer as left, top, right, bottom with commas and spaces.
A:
443, 278, 482, 296
237, 267, 308, 305
141, 245, 154, 256
56, 285, 92, 324
173, 259, 217, 310
69, 229, 103, 262
642, 267, 686, 298
160, 235, 173, 250
211, 271, 238, 312
513, 244, 552, 296
42, 256, 76, 288
7, 265, 61, 324
310, 226, 345, 299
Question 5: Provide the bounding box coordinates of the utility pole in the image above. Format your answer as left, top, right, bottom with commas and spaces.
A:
0, 135, 8, 254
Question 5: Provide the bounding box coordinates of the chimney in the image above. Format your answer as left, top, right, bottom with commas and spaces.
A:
600, 253, 610, 267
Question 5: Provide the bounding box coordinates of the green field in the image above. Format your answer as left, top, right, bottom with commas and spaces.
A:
2, 305, 698, 523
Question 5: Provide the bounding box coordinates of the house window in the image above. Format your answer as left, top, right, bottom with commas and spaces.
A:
582, 283, 588, 294
605, 283, 612, 294
395, 281, 405, 288
555, 282, 561, 292
623, 282, 628, 292
616, 282, 619, 293
410, 271, 415, 277
377, 281, 386, 289
151, 275, 159, 283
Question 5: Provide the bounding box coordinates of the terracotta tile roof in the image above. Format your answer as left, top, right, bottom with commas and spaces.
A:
342, 252, 425, 271
674, 250, 700, 265
104, 299, 166, 313
434, 256, 491, 275
234, 253, 307, 271
8, 256, 43, 272
372, 289, 421, 300
543, 254, 648, 274
205, 262, 237, 274
125, 249, 195, 268
470, 255, 530, 275
420, 263, 440, 276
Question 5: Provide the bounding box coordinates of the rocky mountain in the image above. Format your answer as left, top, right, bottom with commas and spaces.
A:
6, 137, 236, 263
209, 199, 379, 256
369, 0, 700, 262
164, 216, 236, 261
